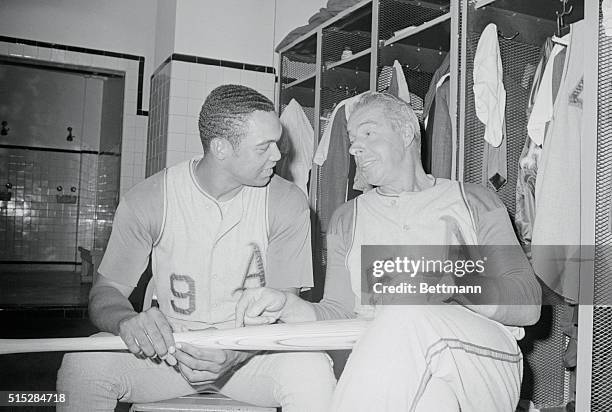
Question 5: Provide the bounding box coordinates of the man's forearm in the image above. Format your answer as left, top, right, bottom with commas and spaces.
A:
89, 285, 137, 335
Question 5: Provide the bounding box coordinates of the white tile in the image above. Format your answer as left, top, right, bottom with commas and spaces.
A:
167, 133, 186, 151
185, 135, 203, 153
0, 41, 9, 55
205, 65, 224, 84
9, 43, 24, 57
241, 70, 259, 88
187, 99, 202, 117
125, 73, 138, 92
257, 73, 275, 91
223, 67, 242, 84
77, 52, 93, 67
185, 117, 199, 136
22, 45, 38, 58
187, 81, 205, 100
125, 115, 137, 129
189, 64, 207, 82
170, 79, 189, 98
166, 150, 185, 168
124, 59, 137, 71
168, 115, 186, 134
92, 54, 111, 69
169, 97, 189, 115
171, 62, 190, 80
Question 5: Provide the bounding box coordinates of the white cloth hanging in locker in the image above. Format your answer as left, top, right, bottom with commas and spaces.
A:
279, 99, 315, 195
313, 94, 362, 166
473, 23, 506, 148
526, 40, 568, 145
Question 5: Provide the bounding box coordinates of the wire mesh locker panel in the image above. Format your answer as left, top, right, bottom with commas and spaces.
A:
591, 4, 612, 410
377, 0, 449, 42
462, 3, 570, 409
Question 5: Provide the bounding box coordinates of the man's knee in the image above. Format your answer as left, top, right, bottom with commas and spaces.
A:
276, 352, 336, 393
57, 352, 122, 395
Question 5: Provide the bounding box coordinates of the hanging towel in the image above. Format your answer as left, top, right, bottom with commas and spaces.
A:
313, 94, 362, 166
389, 60, 411, 104
473, 23, 506, 148
278, 99, 315, 195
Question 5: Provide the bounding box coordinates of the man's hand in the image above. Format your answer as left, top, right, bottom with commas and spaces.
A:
117, 307, 177, 366
174, 344, 250, 386
234, 287, 287, 327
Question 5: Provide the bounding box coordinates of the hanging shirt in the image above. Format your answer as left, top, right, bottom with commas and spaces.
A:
473, 23, 506, 148
278, 99, 315, 196
531, 21, 584, 304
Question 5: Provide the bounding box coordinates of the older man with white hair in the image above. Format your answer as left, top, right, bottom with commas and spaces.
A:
236, 91, 541, 412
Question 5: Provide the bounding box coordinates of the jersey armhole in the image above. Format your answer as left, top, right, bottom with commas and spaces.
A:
152, 168, 168, 247
344, 199, 358, 270
265, 184, 270, 243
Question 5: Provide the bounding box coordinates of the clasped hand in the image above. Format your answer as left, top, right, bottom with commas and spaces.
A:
118, 307, 247, 385
234, 287, 288, 327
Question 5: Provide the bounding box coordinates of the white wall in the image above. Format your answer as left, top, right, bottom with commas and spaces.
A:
274, 0, 327, 49
154, 0, 177, 68
0, 0, 157, 109
173, 0, 276, 67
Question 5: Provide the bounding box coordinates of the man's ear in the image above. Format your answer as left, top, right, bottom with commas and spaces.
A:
210, 137, 231, 160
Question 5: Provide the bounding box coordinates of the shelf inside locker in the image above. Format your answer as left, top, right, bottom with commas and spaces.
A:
379, 42, 447, 74
322, 65, 370, 91
383, 12, 450, 47
323, 0, 373, 34
323, 48, 371, 71
377, 0, 449, 42
283, 73, 316, 90
322, 28, 371, 66
473, 0, 583, 26
470, 4, 560, 47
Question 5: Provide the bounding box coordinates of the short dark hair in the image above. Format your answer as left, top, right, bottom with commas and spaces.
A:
198, 85, 275, 154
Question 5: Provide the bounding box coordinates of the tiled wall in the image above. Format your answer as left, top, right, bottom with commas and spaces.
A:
147, 58, 276, 173
94, 154, 121, 251
146, 63, 170, 176
0, 38, 148, 195
0, 149, 81, 262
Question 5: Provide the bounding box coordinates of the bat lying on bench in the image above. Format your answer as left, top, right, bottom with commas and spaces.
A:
0, 319, 370, 355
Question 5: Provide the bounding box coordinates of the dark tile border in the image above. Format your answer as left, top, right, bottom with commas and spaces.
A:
0, 144, 120, 156
152, 53, 276, 79
0, 261, 81, 265
0, 36, 148, 117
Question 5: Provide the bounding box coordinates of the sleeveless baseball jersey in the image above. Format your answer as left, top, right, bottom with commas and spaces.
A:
346, 178, 479, 318
153, 158, 269, 331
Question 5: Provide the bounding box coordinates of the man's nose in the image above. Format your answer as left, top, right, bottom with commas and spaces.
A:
349, 141, 364, 157
270, 142, 281, 162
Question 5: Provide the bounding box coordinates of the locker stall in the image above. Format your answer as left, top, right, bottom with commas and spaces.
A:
277, 0, 602, 409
